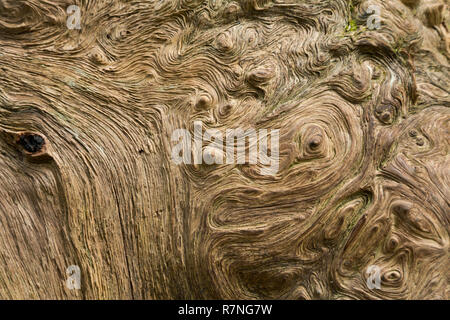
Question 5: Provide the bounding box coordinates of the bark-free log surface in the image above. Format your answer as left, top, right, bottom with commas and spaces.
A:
0, 0, 448, 299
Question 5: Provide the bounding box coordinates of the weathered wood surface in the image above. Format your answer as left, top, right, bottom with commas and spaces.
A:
0, 0, 448, 299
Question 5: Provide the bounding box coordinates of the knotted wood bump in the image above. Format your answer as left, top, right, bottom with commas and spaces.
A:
16, 132, 50, 159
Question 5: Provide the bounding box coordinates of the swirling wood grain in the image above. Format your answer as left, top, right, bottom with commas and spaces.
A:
0, 0, 448, 299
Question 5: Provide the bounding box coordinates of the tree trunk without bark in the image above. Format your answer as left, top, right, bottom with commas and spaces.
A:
0, 0, 448, 299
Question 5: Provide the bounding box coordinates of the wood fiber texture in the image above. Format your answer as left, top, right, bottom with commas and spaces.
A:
0, 0, 448, 299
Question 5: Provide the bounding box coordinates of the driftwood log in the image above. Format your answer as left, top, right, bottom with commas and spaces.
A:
0, 0, 448, 299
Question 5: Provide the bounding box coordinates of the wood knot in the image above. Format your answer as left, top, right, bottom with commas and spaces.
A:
18, 133, 45, 153
194, 94, 214, 110
298, 125, 328, 159
307, 136, 322, 151
385, 235, 400, 252
215, 32, 233, 52
375, 104, 396, 124
381, 269, 403, 285
224, 2, 242, 19
14, 132, 51, 161
218, 103, 233, 118
391, 200, 413, 216
247, 66, 275, 85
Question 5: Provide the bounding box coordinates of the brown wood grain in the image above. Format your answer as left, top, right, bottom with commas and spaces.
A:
0, 0, 448, 299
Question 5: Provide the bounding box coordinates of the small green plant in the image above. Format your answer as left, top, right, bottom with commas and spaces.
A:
345, 19, 358, 32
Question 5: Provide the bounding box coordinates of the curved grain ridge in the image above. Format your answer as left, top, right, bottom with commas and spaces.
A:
0, 0, 448, 299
